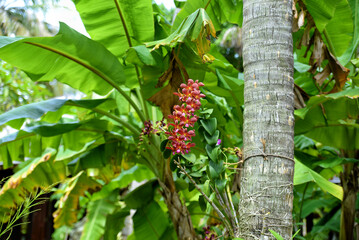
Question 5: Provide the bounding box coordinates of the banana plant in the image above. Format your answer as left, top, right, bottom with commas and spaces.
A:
0, 1, 244, 239
0, 0, 358, 239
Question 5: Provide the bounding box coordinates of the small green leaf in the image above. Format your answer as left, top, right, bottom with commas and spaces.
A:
205, 145, 220, 162
215, 179, 227, 192
198, 195, 206, 212
268, 229, 284, 240
163, 148, 172, 159
294, 158, 343, 200
199, 109, 213, 115
209, 160, 223, 179
200, 118, 217, 135
170, 158, 177, 171
292, 229, 301, 239
126, 45, 162, 67
352, 58, 359, 67
174, 178, 188, 191
198, 126, 206, 140
216, 69, 231, 90
124, 180, 157, 209
188, 182, 196, 192
160, 139, 169, 152
204, 130, 220, 145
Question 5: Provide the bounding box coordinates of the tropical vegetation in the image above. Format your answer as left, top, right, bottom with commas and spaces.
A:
0, 0, 358, 239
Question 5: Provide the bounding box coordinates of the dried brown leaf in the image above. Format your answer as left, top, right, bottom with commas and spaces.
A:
292, 0, 298, 19
326, 48, 350, 93
148, 84, 179, 118
148, 55, 188, 118
294, 84, 309, 109
314, 65, 331, 86
156, 58, 174, 88
299, 14, 314, 48
292, 1, 304, 33
298, 10, 305, 29
308, 30, 326, 74
194, 20, 216, 62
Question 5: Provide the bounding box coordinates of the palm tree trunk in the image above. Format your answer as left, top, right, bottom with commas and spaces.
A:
238, 0, 295, 239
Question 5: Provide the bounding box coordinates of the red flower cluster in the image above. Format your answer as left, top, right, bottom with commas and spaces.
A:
166, 79, 205, 155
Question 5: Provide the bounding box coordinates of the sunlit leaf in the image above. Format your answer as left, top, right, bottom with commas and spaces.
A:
132, 201, 169, 240
92, 165, 155, 201
0, 23, 125, 95
80, 196, 117, 240
295, 88, 359, 149
74, 0, 154, 88
53, 171, 101, 228
0, 98, 108, 129
0, 149, 66, 222
294, 158, 343, 200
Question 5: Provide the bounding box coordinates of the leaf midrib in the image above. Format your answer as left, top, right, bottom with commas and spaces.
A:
24, 41, 118, 90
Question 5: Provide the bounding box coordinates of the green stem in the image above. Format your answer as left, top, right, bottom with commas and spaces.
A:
114, 0, 149, 120
190, 212, 222, 221
135, 87, 150, 120
24, 41, 145, 123
299, 182, 309, 220
141, 142, 161, 177
225, 171, 239, 226
114, 0, 133, 48
117, 88, 146, 123
92, 108, 141, 136
174, 158, 234, 237
204, 0, 212, 10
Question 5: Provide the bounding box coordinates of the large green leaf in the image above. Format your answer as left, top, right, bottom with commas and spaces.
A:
104, 209, 131, 240
146, 9, 215, 54
0, 98, 108, 129
0, 120, 111, 168
0, 149, 67, 222
74, 0, 154, 88
303, 0, 338, 32
294, 158, 343, 200
304, 0, 354, 59
295, 88, 359, 150
53, 171, 101, 228
80, 197, 117, 240
0, 23, 124, 95
301, 198, 339, 218
132, 201, 169, 240
323, 0, 354, 58
172, 0, 243, 31
92, 164, 155, 201
338, 0, 359, 64
74, 0, 154, 58
296, 88, 359, 119
67, 143, 122, 175
124, 180, 157, 209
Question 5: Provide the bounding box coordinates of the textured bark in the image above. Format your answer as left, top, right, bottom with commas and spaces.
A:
340, 162, 358, 240
238, 0, 294, 239
159, 165, 196, 240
